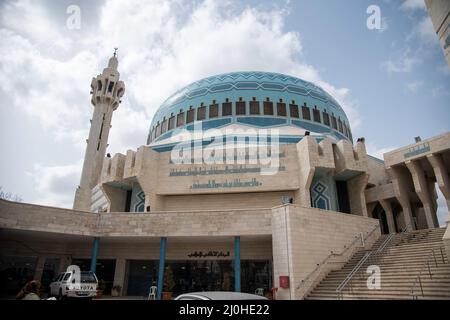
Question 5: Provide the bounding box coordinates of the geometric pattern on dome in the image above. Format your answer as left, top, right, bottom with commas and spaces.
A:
156, 71, 342, 117
149, 71, 352, 145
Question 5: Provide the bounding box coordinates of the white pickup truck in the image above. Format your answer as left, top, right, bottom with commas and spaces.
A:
49, 269, 98, 300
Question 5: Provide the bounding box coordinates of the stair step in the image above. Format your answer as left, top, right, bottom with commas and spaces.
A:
306, 228, 450, 300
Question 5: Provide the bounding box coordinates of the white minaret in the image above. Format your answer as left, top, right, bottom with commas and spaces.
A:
73, 50, 125, 211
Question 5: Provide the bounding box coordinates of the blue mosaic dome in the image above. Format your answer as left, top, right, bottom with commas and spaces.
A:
148, 71, 352, 147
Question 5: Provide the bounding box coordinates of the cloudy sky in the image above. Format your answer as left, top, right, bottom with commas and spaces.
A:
0, 0, 449, 224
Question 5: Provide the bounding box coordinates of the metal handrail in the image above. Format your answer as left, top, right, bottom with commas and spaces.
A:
410, 246, 447, 299
335, 223, 413, 299
296, 224, 379, 291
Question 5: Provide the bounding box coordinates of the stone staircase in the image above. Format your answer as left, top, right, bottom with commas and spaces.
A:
307, 228, 450, 300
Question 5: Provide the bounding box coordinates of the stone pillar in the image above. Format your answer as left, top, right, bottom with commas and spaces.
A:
271, 205, 293, 300
90, 237, 100, 273
234, 236, 241, 292
427, 153, 450, 225
157, 237, 167, 300
406, 160, 438, 229
379, 200, 397, 233
388, 166, 416, 231
113, 258, 126, 296
34, 256, 46, 281
398, 198, 415, 231
347, 173, 369, 216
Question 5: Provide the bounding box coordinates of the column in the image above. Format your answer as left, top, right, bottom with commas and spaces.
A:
388, 167, 416, 231
157, 237, 167, 300
34, 256, 46, 281
234, 236, 241, 292
379, 200, 397, 233
294, 136, 316, 207
90, 237, 100, 273
399, 199, 415, 231
347, 173, 369, 216
427, 153, 450, 225
113, 258, 126, 296
406, 160, 437, 228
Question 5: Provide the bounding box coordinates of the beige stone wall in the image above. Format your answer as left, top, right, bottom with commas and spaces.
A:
162, 191, 295, 211
271, 205, 380, 300
384, 132, 450, 167
154, 144, 299, 195
364, 183, 395, 203
101, 136, 371, 215
0, 199, 99, 236
0, 199, 271, 238
367, 156, 389, 186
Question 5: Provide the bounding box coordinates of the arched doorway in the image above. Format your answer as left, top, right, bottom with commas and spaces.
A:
371, 203, 389, 234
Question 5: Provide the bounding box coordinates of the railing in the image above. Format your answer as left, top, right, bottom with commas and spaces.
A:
410, 247, 447, 299
335, 223, 412, 299
296, 224, 379, 296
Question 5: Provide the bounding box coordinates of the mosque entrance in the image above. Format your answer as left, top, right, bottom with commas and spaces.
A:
167, 260, 273, 297
371, 203, 389, 234
124, 259, 273, 297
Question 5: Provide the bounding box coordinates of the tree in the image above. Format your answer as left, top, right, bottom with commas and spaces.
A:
0, 186, 23, 202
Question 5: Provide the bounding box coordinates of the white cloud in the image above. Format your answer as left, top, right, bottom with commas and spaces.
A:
400, 0, 426, 11
0, 0, 73, 52
1, 0, 362, 207
406, 80, 424, 93
416, 16, 437, 43
381, 52, 421, 74
431, 85, 450, 97
26, 161, 82, 208
367, 143, 397, 160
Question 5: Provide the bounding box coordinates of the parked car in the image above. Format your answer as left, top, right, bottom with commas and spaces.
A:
175, 291, 269, 300
49, 270, 98, 300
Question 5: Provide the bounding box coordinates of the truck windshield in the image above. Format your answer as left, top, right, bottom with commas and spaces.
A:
80, 272, 97, 283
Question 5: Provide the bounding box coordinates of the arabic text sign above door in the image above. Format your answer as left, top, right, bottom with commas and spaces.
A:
187, 251, 231, 258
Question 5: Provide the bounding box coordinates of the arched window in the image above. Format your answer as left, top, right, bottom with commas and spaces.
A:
322, 110, 330, 126
236, 97, 246, 115
209, 101, 219, 118
313, 106, 321, 123
197, 103, 206, 121
301, 103, 311, 120
331, 113, 337, 130
222, 98, 232, 116
168, 113, 175, 130
176, 110, 185, 127
155, 122, 161, 137
161, 117, 167, 134
276, 99, 286, 116
263, 98, 274, 115
249, 97, 260, 115
289, 100, 299, 118
186, 106, 195, 124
